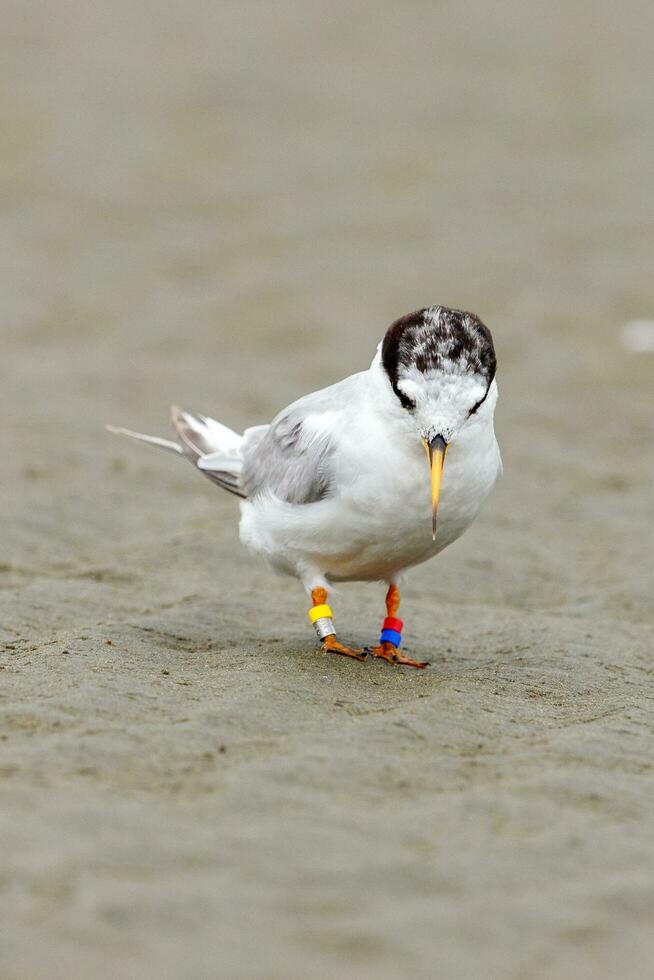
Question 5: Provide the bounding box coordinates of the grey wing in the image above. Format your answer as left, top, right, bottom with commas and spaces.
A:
241, 373, 362, 504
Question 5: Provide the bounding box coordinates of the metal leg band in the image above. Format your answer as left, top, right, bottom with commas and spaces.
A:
313, 617, 336, 641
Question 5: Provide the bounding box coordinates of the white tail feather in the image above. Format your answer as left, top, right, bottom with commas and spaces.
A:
171, 406, 242, 457
107, 409, 246, 498
106, 425, 182, 454
198, 452, 243, 474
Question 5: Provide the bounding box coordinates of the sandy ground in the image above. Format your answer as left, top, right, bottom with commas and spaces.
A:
2, 2, 654, 977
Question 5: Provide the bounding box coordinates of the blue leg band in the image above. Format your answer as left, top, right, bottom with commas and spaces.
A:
379, 628, 402, 648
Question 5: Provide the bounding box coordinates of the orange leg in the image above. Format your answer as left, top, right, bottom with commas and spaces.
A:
311, 588, 367, 662
370, 585, 429, 669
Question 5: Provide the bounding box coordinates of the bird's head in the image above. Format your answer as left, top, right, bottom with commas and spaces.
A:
381, 306, 497, 539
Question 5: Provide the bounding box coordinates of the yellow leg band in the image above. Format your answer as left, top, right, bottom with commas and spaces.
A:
309, 604, 333, 624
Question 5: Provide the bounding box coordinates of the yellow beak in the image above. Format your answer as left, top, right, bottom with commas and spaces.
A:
422, 435, 448, 541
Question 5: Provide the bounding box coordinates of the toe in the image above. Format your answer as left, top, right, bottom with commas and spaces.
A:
333, 647, 368, 662
395, 655, 430, 669
371, 643, 429, 669
323, 636, 368, 661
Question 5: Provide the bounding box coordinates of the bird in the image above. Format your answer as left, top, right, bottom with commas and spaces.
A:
108, 305, 501, 669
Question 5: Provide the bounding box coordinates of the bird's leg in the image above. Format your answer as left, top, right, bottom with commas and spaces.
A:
309, 588, 367, 662
370, 584, 430, 669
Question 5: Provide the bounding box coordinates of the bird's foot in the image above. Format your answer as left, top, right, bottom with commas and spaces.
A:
323, 635, 368, 662
370, 642, 430, 669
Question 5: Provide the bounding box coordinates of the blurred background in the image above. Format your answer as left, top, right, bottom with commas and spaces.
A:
2, 2, 653, 978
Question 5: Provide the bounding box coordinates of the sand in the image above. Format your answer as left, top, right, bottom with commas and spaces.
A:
2, 2, 654, 977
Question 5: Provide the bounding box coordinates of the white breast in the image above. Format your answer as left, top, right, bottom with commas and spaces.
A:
324, 401, 500, 580
239, 386, 501, 585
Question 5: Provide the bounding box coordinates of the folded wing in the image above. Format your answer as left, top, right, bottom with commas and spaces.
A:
241, 374, 361, 505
